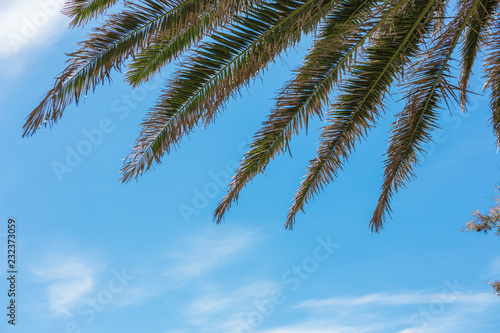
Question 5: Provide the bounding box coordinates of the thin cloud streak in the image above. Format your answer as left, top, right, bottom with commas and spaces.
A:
164, 230, 259, 279
32, 258, 96, 314
295, 291, 497, 308
185, 280, 279, 330
116, 228, 261, 307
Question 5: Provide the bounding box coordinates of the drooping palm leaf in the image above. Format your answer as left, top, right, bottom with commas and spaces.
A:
23, 0, 256, 137
286, 0, 442, 229
459, 0, 498, 109
25, 0, 500, 231
371, 0, 481, 232
120, 0, 340, 182
126, 0, 264, 86
213, 0, 385, 223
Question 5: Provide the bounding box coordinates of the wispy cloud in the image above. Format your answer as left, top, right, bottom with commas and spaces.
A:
253, 321, 388, 333
164, 229, 259, 280
182, 280, 280, 333
289, 289, 500, 333
116, 227, 261, 307
295, 291, 497, 308
32, 256, 96, 314
174, 283, 498, 333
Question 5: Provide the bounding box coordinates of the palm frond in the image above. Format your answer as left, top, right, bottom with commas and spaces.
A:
459, 0, 498, 110
431, 0, 448, 33
24, 0, 256, 137
371, 0, 481, 232
286, 0, 441, 229
125, 0, 260, 87
120, 0, 340, 182
125, 7, 215, 86
63, 0, 120, 27
213, 0, 385, 223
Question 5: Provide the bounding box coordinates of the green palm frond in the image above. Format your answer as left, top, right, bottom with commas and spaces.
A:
25, 0, 500, 231
63, 0, 120, 27
286, 0, 441, 229
213, 0, 384, 223
24, 0, 208, 136
126, 7, 215, 86
460, 0, 498, 110
126, 0, 265, 86
120, 0, 339, 182
371, 0, 480, 232
23, 0, 256, 137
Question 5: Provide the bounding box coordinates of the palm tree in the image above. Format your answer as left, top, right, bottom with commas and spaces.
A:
24, 0, 500, 232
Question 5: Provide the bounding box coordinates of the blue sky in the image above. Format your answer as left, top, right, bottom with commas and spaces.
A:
1, 1, 500, 332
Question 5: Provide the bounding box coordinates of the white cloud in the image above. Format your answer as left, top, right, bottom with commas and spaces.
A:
112, 230, 500, 333
0, 0, 67, 59
254, 321, 387, 333
290, 289, 500, 333
116, 228, 261, 307
164, 229, 259, 280
246, 290, 500, 333
181, 280, 282, 333
295, 291, 497, 308
32, 257, 95, 314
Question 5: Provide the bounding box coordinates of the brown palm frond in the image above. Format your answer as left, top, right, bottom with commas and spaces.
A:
431, 0, 448, 33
